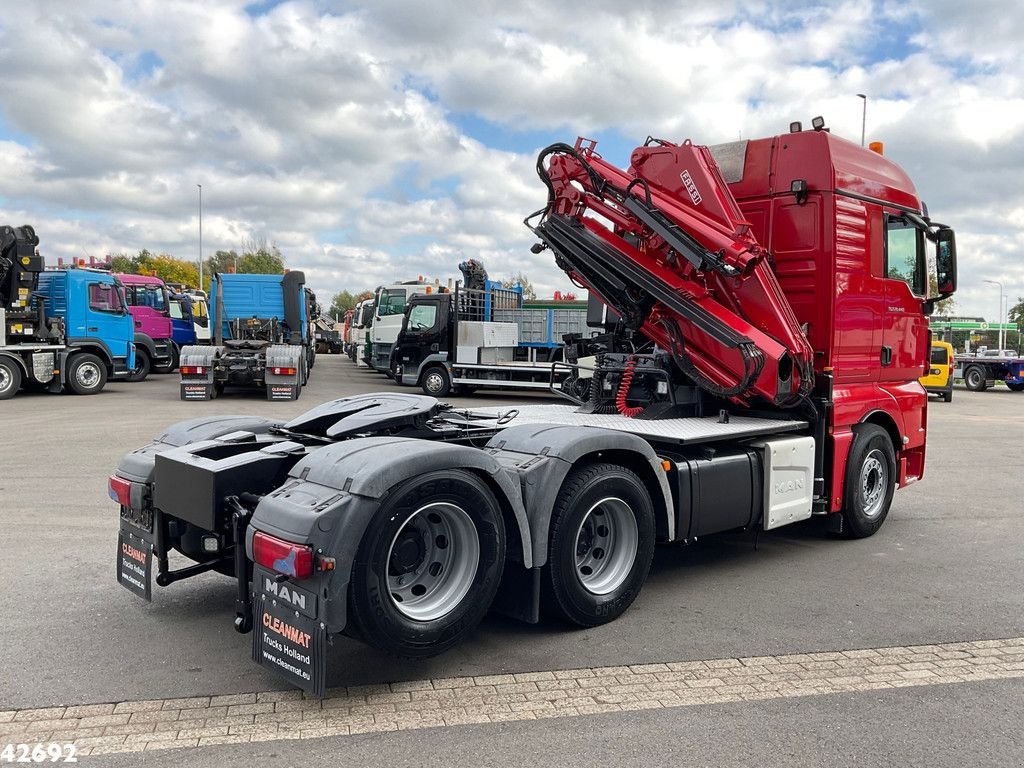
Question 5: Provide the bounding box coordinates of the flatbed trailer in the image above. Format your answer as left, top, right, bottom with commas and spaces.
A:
955, 354, 1024, 391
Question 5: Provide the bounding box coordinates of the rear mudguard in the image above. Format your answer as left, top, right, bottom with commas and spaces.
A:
246, 436, 532, 635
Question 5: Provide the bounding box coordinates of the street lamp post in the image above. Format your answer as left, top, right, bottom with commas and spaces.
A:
197, 184, 203, 290
983, 279, 1004, 351
856, 93, 867, 147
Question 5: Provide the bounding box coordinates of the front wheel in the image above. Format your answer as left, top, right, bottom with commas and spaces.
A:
963, 366, 987, 391
153, 345, 179, 374
420, 365, 451, 397
840, 424, 896, 538
127, 349, 150, 382
543, 463, 656, 627
348, 470, 506, 657
67, 353, 107, 395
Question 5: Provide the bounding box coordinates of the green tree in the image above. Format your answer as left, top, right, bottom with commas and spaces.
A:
501, 271, 537, 300
1009, 296, 1024, 327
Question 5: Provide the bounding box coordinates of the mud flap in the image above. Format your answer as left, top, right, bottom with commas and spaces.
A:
251, 572, 326, 695
179, 345, 220, 401
116, 526, 152, 601
264, 344, 303, 401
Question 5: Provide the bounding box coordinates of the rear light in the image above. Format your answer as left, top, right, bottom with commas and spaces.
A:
180, 365, 206, 375
252, 531, 313, 579
271, 367, 297, 375
108, 475, 132, 507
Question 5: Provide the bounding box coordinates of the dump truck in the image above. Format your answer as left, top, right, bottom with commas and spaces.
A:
177, 272, 310, 401
113, 121, 956, 694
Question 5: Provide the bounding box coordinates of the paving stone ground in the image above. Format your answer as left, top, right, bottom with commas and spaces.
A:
2, 637, 1022, 758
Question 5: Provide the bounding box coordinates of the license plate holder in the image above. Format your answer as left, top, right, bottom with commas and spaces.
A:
117, 528, 152, 601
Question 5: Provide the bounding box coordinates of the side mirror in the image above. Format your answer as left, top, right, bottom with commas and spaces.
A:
935, 227, 957, 298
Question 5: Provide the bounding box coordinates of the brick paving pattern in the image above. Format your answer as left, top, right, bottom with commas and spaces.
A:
2, 637, 1022, 757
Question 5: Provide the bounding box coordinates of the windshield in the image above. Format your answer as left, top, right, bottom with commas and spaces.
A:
377, 288, 407, 317
125, 284, 168, 312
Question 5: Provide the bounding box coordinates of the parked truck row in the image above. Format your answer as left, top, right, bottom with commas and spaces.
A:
112, 121, 959, 695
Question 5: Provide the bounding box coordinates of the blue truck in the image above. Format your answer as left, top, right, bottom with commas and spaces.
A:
177, 272, 312, 401
0, 225, 135, 399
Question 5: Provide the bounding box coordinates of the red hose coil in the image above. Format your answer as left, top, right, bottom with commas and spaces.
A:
616, 356, 644, 418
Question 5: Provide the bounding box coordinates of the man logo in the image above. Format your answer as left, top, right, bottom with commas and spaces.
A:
774, 479, 805, 495
264, 577, 306, 610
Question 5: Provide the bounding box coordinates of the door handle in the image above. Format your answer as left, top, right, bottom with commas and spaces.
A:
881, 346, 893, 366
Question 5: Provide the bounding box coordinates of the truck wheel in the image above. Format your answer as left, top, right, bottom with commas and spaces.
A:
153, 345, 179, 374
67, 353, 107, 395
543, 463, 655, 627
420, 365, 451, 397
348, 470, 506, 657
1007, 383, 1024, 392
127, 349, 150, 382
963, 366, 987, 391
0, 358, 22, 400
840, 424, 896, 538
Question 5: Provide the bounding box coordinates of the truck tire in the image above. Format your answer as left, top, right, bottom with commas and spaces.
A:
0, 358, 22, 400
67, 353, 107, 395
963, 366, 987, 391
1007, 383, 1024, 392
153, 345, 179, 374
420, 365, 451, 397
840, 424, 896, 538
542, 462, 656, 627
348, 469, 506, 658
128, 349, 150, 382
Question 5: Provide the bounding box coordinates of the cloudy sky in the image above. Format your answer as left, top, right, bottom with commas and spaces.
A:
0, 0, 1021, 320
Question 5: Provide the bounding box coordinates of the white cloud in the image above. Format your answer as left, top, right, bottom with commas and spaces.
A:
0, 0, 1021, 320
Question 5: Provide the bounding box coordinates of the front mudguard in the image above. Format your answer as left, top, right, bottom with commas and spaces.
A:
246, 436, 533, 635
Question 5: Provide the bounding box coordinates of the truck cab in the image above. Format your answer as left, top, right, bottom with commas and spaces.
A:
116, 273, 176, 377
35, 269, 136, 386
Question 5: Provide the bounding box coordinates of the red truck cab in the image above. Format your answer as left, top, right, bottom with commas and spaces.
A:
721, 129, 955, 509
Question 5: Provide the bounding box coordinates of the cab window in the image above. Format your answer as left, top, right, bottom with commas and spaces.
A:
378, 289, 407, 317
169, 300, 184, 320
407, 304, 437, 330
930, 347, 948, 365
885, 216, 926, 296
88, 282, 123, 313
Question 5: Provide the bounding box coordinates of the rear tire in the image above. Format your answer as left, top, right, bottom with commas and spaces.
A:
348, 470, 506, 657
963, 366, 987, 391
942, 388, 953, 402
840, 424, 896, 538
0, 358, 22, 400
543, 463, 656, 627
67, 353, 107, 395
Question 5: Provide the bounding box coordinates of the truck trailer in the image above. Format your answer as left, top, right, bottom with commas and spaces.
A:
955, 351, 1024, 392
0, 225, 135, 399
112, 122, 957, 694
177, 272, 311, 401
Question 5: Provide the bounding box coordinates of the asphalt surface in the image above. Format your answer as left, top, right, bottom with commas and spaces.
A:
95, 679, 1024, 768
2, 357, 1023, 748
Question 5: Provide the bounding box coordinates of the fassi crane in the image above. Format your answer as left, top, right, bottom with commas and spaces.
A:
528, 138, 815, 408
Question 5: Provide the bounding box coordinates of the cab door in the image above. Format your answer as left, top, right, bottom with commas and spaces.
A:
881, 215, 929, 384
